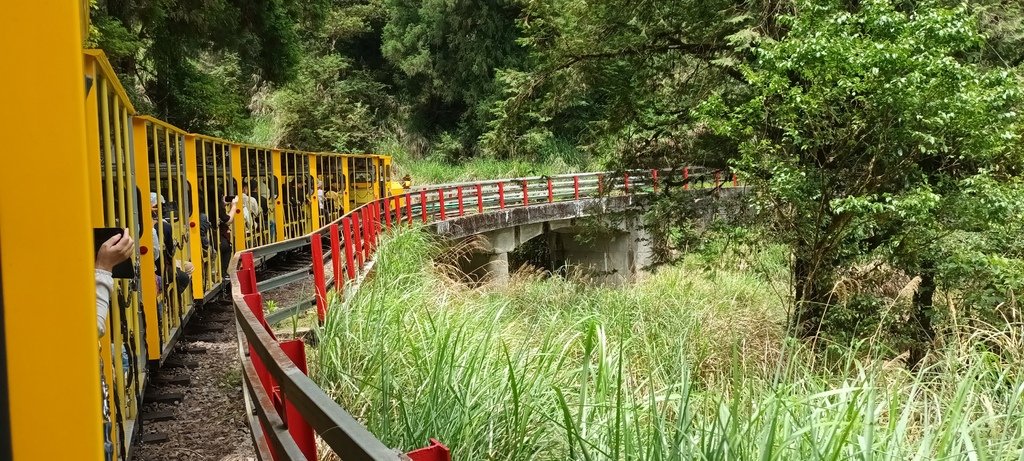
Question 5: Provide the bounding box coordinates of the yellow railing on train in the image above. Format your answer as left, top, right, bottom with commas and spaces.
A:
84, 49, 145, 461
85, 48, 401, 461
4, 13, 402, 454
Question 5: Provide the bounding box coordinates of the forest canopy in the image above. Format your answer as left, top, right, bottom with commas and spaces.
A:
89, 0, 1024, 352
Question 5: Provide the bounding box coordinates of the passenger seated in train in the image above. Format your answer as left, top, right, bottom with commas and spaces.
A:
219, 215, 232, 274
325, 180, 344, 207
226, 183, 261, 234
151, 193, 194, 295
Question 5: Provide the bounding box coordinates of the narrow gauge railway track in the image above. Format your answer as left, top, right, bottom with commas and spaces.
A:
132, 251, 314, 461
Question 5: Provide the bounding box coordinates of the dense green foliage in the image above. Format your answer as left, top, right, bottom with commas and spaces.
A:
702, 0, 1024, 344
314, 229, 1024, 460
93, 0, 1022, 348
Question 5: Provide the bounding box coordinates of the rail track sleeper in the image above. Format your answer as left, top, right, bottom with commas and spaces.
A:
141, 410, 176, 422
152, 375, 191, 386
141, 433, 170, 445
144, 392, 185, 404
162, 358, 199, 369
180, 346, 208, 354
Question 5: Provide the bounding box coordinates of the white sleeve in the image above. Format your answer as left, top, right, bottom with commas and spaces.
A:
95, 269, 114, 338
152, 227, 161, 256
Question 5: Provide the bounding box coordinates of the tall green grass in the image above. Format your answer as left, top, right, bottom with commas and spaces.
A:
313, 229, 1024, 460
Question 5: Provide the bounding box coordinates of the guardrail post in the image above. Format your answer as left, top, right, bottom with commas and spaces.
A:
457, 186, 464, 216
240, 252, 257, 295
342, 217, 357, 279
330, 224, 343, 292
498, 182, 505, 209
405, 193, 413, 225
652, 169, 659, 193
310, 233, 328, 324
624, 173, 630, 193
383, 196, 392, 229
476, 184, 483, 213
733, 173, 739, 187
371, 201, 380, 249
574, 176, 580, 200
522, 180, 529, 206
278, 339, 317, 461
683, 167, 690, 190
420, 190, 428, 223
393, 196, 402, 226
598, 174, 605, 195
406, 439, 452, 461
439, 188, 446, 220
351, 211, 364, 268
362, 207, 373, 257
547, 178, 554, 203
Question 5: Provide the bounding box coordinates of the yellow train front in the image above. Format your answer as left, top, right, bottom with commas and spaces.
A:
0, 36, 406, 461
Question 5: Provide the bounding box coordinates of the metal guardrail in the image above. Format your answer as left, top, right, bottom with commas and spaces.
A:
227, 167, 740, 460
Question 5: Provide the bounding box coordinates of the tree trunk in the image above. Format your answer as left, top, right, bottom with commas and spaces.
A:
908, 261, 936, 368
791, 249, 831, 339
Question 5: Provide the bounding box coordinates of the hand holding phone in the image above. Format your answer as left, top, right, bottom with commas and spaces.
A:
94, 227, 136, 278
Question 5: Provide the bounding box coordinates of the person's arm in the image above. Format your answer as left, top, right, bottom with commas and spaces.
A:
95, 269, 113, 337
95, 229, 133, 338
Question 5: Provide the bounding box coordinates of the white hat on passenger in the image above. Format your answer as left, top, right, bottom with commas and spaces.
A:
150, 192, 166, 208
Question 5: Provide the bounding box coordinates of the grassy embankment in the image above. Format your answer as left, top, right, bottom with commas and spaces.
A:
312, 229, 1024, 460
381, 138, 596, 184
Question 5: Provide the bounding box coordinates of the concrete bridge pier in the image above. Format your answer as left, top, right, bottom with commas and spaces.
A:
548, 216, 652, 286
459, 217, 652, 285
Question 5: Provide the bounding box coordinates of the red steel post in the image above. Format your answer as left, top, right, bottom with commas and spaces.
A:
329, 224, 343, 291
476, 184, 483, 213
683, 167, 690, 190
522, 180, 529, 207
420, 190, 428, 223
573, 176, 580, 200
383, 196, 392, 229
457, 186, 464, 216
498, 182, 505, 208
394, 196, 401, 225
733, 173, 739, 187
278, 340, 317, 461
239, 252, 257, 295
310, 233, 328, 324
372, 201, 380, 249
652, 169, 659, 193
406, 438, 452, 461
342, 217, 356, 280
624, 173, 630, 193
405, 193, 413, 225
362, 207, 373, 255
439, 188, 447, 220
351, 210, 364, 268
547, 178, 554, 202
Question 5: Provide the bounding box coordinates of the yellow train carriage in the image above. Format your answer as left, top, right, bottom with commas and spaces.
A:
133, 116, 199, 362
84, 49, 147, 461
0, 10, 406, 458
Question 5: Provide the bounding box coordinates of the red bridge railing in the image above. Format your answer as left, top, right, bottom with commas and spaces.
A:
228, 167, 739, 460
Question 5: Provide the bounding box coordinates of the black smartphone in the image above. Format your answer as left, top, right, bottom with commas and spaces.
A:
93, 228, 137, 279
